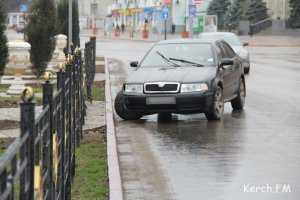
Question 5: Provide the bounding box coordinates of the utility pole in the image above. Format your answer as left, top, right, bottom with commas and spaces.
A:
68, 0, 73, 52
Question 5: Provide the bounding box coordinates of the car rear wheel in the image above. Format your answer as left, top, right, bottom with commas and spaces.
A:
114, 91, 143, 120
244, 66, 250, 74
205, 86, 224, 121
231, 78, 246, 110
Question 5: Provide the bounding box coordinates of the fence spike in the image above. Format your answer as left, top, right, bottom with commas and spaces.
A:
21, 87, 34, 103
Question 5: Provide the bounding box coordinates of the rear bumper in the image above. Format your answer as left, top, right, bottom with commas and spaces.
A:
123, 92, 214, 114
242, 58, 250, 69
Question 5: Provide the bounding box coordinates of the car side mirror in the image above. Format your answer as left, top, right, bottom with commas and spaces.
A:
220, 58, 234, 67
243, 42, 249, 47
130, 61, 139, 67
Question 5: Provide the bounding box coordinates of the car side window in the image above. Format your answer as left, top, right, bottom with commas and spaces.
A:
214, 45, 222, 60
216, 42, 227, 59
222, 42, 236, 58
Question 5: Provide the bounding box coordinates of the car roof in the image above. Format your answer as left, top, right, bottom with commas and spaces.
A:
199, 32, 237, 37
157, 38, 219, 45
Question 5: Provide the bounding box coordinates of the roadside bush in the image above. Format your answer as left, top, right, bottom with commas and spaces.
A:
56, 0, 80, 47
288, 0, 300, 28
207, 0, 231, 30
246, 0, 268, 24
26, 0, 56, 77
0, 1, 8, 75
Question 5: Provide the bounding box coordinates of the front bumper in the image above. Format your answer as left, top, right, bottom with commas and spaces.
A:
123, 92, 214, 114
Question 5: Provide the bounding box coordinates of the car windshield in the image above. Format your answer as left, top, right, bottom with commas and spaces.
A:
140, 43, 215, 68
200, 34, 242, 46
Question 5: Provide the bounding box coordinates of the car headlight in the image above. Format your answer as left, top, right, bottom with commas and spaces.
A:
124, 84, 143, 93
181, 83, 208, 93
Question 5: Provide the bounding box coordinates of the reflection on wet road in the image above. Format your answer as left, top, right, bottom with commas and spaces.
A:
107, 45, 300, 200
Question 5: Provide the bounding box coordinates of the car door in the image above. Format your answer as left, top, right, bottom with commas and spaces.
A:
222, 42, 240, 96
216, 42, 232, 100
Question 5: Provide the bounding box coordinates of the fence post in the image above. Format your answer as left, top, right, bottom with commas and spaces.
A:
70, 56, 77, 178
74, 50, 81, 147
85, 42, 92, 102
42, 72, 54, 199
77, 49, 84, 139
90, 36, 96, 70
65, 55, 75, 198
57, 66, 66, 199
20, 87, 35, 200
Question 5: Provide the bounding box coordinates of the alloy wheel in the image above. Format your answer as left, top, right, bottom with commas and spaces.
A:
214, 87, 224, 116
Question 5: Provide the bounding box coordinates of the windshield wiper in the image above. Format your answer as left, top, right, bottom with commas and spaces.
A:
156, 51, 181, 67
169, 58, 204, 67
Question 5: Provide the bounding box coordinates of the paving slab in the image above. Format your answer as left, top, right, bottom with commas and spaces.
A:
83, 101, 105, 130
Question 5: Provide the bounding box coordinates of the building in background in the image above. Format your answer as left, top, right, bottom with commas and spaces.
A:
264, 0, 290, 20
4, 0, 32, 29
78, 0, 113, 29
107, 0, 213, 33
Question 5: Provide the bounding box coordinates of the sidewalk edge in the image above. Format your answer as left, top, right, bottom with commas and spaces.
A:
105, 57, 124, 200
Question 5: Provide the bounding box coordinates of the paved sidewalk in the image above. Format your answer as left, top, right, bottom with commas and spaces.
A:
240, 35, 300, 47
83, 101, 105, 130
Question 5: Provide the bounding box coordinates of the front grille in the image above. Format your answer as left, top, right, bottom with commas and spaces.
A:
144, 82, 179, 94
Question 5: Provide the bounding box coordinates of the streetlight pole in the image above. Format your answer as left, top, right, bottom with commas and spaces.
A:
68, 0, 73, 52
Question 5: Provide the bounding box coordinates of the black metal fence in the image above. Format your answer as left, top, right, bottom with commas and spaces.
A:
0, 49, 86, 200
249, 18, 272, 36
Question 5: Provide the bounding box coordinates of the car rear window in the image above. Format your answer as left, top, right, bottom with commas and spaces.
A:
199, 34, 242, 46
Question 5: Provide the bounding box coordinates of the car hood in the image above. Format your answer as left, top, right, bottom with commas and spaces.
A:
126, 66, 217, 83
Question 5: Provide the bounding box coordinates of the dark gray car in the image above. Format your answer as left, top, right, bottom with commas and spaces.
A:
115, 39, 246, 121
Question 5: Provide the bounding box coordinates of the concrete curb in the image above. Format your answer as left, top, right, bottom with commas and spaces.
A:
248, 44, 300, 47
105, 58, 124, 200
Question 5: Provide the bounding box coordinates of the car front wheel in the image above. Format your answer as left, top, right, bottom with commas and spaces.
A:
205, 86, 224, 121
114, 91, 143, 120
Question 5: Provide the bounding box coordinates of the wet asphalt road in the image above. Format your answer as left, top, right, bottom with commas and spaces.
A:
103, 40, 300, 200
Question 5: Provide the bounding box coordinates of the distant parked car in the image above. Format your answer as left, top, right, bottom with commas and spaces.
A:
115, 39, 246, 121
199, 32, 250, 74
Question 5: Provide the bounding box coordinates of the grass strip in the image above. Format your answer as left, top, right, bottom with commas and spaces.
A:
72, 127, 108, 200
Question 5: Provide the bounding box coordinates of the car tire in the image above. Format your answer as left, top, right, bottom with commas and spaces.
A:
158, 113, 172, 121
205, 86, 224, 121
231, 78, 246, 110
244, 66, 250, 74
114, 91, 143, 120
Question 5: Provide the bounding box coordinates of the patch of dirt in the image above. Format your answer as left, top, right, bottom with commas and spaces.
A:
0, 100, 19, 108
83, 126, 106, 144
0, 120, 19, 130
26, 83, 42, 87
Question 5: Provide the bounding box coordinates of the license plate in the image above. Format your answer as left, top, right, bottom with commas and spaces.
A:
146, 97, 176, 105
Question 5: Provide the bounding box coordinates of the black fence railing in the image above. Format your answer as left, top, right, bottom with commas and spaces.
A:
249, 18, 272, 36
0, 48, 87, 200
84, 36, 96, 102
